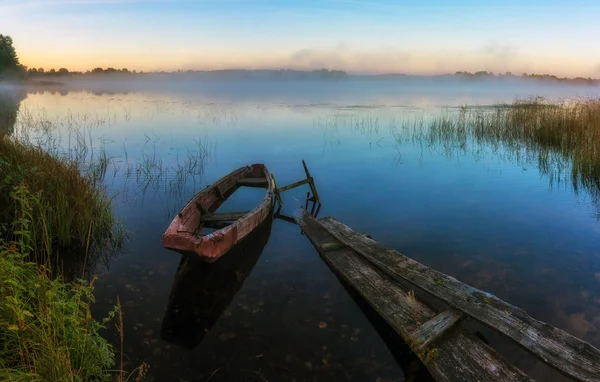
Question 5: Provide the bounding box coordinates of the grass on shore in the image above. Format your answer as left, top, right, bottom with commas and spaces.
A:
0, 134, 124, 274
0, 184, 134, 381
0, 186, 115, 380
1, 106, 144, 380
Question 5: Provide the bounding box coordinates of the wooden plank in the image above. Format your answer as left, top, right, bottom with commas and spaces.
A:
295, 210, 532, 382
302, 159, 321, 204
215, 185, 225, 199
203, 221, 231, 229
201, 211, 249, 222
318, 217, 600, 382
320, 242, 345, 252
195, 201, 209, 215
274, 212, 296, 225
276, 178, 310, 193
270, 172, 283, 207
237, 178, 269, 188
408, 309, 465, 352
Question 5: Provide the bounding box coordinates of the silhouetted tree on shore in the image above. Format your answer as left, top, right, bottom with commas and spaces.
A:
0, 34, 25, 79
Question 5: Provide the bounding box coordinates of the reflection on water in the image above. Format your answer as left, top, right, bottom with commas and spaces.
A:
6, 80, 600, 381
0, 86, 26, 135
161, 215, 273, 350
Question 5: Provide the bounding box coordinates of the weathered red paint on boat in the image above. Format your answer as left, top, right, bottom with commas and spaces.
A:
161, 163, 274, 262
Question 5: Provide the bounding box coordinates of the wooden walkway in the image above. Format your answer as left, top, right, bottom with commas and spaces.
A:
294, 209, 600, 382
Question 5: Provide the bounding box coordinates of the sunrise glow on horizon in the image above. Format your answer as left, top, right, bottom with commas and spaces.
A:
2, 0, 600, 77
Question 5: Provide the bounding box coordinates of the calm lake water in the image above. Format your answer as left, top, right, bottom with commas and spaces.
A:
5, 78, 600, 381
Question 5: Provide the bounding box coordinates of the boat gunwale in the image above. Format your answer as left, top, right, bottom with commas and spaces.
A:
161, 163, 274, 258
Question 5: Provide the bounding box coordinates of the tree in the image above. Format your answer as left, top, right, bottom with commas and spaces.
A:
0, 34, 20, 71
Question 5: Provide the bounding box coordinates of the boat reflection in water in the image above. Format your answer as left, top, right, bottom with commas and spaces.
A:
160, 213, 273, 350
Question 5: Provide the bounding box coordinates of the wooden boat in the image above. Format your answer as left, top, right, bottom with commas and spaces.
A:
161, 215, 272, 349
161, 163, 274, 262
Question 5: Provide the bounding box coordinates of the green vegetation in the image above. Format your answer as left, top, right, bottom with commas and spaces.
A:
0, 34, 26, 79
0, 190, 116, 380
424, 97, 600, 196
0, 178, 130, 380
453, 71, 597, 84
0, 135, 124, 274
0, 183, 148, 381
0, 90, 26, 136
0, 87, 139, 380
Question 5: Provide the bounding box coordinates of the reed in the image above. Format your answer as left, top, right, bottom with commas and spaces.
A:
0, 102, 149, 381
397, 97, 600, 198
0, 185, 117, 381
0, 184, 149, 381
0, 135, 124, 273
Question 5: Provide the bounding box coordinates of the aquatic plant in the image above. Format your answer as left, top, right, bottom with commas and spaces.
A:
396, 97, 600, 201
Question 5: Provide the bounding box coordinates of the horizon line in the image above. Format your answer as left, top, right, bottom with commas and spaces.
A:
22, 67, 600, 81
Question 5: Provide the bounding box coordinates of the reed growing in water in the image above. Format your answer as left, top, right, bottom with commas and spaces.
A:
419, 97, 600, 197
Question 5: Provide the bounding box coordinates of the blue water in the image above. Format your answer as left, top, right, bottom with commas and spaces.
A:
6, 78, 600, 381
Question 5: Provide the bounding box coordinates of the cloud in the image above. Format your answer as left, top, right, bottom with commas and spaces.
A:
479, 42, 519, 67
482, 43, 519, 59
290, 49, 313, 61
288, 44, 410, 73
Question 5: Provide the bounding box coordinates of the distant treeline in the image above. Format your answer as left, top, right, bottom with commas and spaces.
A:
2, 33, 599, 85
24, 67, 600, 85
26, 67, 350, 80
453, 71, 598, 85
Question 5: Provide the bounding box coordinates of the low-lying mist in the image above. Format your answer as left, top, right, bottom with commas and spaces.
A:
7, 73, 600, 107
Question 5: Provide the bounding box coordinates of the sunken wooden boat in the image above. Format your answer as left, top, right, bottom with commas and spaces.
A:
161, 163, 274, 262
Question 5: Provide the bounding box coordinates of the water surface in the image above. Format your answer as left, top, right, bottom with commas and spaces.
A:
8, 79, 600, 381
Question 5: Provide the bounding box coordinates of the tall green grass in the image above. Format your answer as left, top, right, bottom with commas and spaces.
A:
0, 185, 148, 381
0, 135, 124, 274
0, 186, 116, 381
0, 90, 25, 136
394, 97, 600, 199
0, 100, 147, 381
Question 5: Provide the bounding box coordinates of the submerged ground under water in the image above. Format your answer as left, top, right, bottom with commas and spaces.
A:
6, 79, 600, 381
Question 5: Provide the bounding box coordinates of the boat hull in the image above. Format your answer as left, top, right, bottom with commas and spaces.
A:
161, 163, 274, 262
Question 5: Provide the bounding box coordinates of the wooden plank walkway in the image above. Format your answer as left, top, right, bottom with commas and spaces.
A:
295, 209, 533, 382
295, 209, 600, 382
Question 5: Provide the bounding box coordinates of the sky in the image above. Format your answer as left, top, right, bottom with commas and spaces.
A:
1, 0, 600, 76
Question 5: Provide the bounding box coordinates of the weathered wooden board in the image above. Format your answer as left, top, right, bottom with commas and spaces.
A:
200, 211, 250, 222
276, 178, 310, 193
237, 178, 269, 188
408, 309, 465, 352
318, 216, 600, 382
302, 159, 320, 204
296, 210, 533, 382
